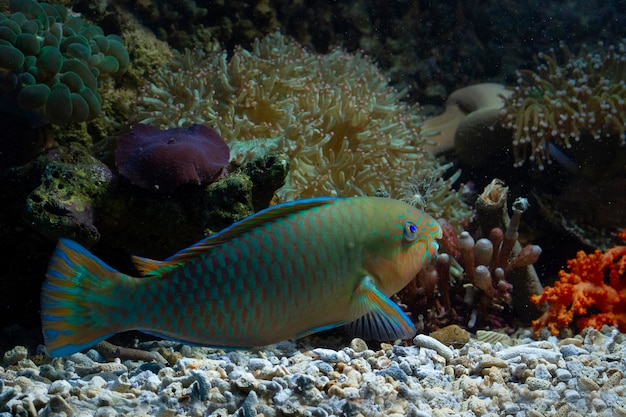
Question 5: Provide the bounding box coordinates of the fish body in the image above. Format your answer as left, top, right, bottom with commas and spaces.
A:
42, 196, 441, 357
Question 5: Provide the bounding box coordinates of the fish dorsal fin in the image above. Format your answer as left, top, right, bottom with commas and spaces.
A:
131, 255, 166, 276
132, 197, 340, 276
347, 275, 416, 341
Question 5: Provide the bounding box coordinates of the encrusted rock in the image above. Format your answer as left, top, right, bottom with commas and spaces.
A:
430, 325, 470, 348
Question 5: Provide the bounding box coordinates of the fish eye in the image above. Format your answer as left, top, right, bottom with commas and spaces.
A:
403, 221, 418, 241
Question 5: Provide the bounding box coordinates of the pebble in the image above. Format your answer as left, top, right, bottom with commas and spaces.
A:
2, 326, 626, 416
525, 376, 552, 390
564, 389, 581, 402
413, 334, 454, 362
560, 344, 590, 357
349, 338, 368, 353
577, 375, 600, 391
476, 330, 516, 346
495, 344, 561, 362
3, 346, 27, 366
311, 348, 350, 363
533, 363, 552, 380
555, 368, 572, 382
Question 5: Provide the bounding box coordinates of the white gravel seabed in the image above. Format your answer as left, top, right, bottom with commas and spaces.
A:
1, 327, 626, 417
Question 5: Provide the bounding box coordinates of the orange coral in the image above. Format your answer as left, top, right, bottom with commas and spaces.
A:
531, 229, 626, 336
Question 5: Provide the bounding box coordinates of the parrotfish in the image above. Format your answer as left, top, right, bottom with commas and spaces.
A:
41, 196, 441, 357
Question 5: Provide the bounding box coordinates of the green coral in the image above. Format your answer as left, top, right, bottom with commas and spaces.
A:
0, 0, 129, 125
203, 153, 290, 234
11, 142, 113, 246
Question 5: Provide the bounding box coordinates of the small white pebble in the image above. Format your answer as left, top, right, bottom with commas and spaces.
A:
592, 398, 607, 410
312, 348, 350, 363
555, 369, 572, 382
413, 334, 454, 362
564, 389, 582, 401
48, 379, 72, 396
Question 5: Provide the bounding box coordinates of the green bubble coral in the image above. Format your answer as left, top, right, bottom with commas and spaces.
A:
127, 33, 471, 225
0, 0, 129, 125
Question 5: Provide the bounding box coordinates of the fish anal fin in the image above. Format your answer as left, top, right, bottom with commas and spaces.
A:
293, 321, 350, 340
347, 276, 416, 341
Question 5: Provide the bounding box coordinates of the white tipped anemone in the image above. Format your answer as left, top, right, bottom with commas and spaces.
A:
127, 33, 470, 224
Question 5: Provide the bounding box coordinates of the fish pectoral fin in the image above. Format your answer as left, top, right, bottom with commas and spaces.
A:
347, 276, 416, 341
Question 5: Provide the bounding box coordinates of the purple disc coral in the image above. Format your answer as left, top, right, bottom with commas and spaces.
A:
115, 124, 229, 192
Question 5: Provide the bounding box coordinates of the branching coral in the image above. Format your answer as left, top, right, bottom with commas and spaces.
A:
531, 229, 626, 336
500, 40, 626, 169
126, 33, 471, 224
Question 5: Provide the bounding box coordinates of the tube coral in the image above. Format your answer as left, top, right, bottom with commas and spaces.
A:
500, 40, 626, 170
531, 229, 626, 336
398, 179, 542, 332
126, 33, 471, 224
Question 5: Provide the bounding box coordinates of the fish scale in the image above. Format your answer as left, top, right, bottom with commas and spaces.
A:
41, 196, 441, 356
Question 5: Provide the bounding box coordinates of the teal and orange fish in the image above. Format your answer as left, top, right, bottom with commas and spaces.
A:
41, 196, 441, 357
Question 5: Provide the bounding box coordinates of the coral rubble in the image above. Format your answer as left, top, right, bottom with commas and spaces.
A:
531, 229, 626, 336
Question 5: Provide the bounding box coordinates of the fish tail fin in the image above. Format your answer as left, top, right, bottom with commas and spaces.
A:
41, 239, 130, 357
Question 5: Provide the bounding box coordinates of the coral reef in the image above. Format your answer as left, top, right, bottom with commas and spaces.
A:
115, 124, 230, 192
96, 151, 288, 259
470, 179, 544, 322
0, 112, 56, 169
398, 179, 544, 332
531, 229, 626, 336
533, 177, 626, 250
126, 33, 470, 224
500, 40, 626, 170
0, 0, 129, 125
75, 0, 626, 110
274, 0, 626, 106
78, 10, 178, 145
110, 0, 279, 51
